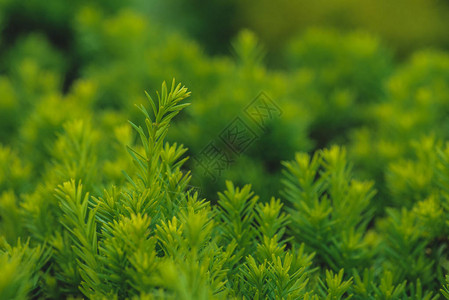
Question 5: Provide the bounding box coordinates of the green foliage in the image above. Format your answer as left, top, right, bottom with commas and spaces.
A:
2, 1, 449, 298
0, 239, 50, 300
282, 146, 375, 271
2, 78, 448, 298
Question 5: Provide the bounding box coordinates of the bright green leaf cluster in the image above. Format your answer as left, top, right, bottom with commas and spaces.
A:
1, 80, 448, 299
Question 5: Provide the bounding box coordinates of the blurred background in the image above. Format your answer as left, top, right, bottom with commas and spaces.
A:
1, 0, 449, 206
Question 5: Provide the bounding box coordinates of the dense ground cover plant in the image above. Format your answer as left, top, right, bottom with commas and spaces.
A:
0, 80, 449, 299
2, 1, 449, 299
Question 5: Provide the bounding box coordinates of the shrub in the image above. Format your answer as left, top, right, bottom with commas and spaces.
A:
1, 80, 448, 298
2, 2, 449, 298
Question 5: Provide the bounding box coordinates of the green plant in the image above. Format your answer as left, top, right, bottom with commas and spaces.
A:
1, 80, 449, 298
2, 1, 449, 296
